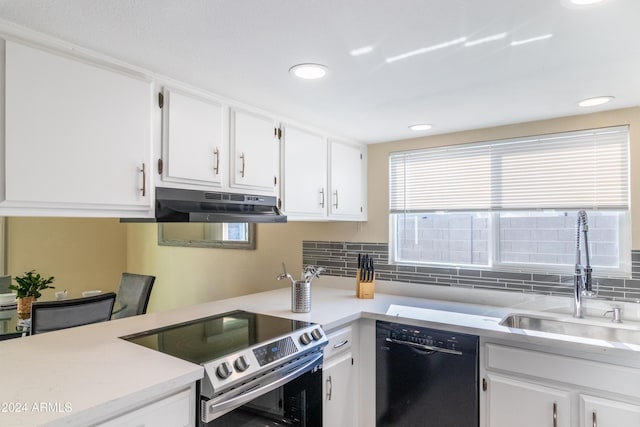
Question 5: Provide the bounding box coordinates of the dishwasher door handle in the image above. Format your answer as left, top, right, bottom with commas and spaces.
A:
385, 337, 463, 356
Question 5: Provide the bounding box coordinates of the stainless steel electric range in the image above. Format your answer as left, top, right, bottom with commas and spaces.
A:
123, 310, 327, 426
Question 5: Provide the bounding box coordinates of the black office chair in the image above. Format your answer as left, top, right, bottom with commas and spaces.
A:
110, 273, 155, 319
30, 292, 116, 335
0, 332, 23, 341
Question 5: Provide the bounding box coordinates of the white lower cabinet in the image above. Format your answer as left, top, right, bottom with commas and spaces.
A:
323, 325, 357, 427
482, 343, 640, 427
580, 394, 640, 427
96, 387, 194, 427
486, 374, 571, 427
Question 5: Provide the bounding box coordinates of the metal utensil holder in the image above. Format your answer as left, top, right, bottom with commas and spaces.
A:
291, 280, 311, 313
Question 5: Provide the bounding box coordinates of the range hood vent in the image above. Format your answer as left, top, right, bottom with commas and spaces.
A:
127, 187, 287, 223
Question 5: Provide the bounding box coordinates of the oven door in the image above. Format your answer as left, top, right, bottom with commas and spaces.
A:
201, 351, 323, 427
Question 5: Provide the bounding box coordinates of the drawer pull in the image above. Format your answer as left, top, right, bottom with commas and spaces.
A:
553, 402, 557, 427
326, 375, 332, 400
333, 339, 349, 349
592, 411, 597, 427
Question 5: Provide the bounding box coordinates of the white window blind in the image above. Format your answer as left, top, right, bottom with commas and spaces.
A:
389, 126, 629, 213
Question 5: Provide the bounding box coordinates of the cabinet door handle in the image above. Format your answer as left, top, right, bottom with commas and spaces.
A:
592, 411, 597, 427
333, 190, 339, 209
326, 375, 332, 400
553, 402, 557, 427
213, 148, 220, 175
139, 163, 146, 197
333, 339, 349, 349
320, 188, 325, 208
239, 152, 246, 178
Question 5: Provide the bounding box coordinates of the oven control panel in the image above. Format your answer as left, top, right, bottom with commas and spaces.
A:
202, 325, 328, 396
253, 336, 297, 366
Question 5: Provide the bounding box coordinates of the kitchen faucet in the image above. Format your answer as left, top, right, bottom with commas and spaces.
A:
574, 210, 595, 318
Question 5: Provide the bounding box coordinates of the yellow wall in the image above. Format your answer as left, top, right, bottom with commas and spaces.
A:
6, 217, 127, 299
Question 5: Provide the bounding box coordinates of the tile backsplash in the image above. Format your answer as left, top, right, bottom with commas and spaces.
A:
302, 241, 640, 303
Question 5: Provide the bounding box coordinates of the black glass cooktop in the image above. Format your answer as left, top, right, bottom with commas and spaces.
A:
122, 310, 311, 364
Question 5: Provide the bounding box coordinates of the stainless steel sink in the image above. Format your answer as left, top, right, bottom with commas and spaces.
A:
499, 313, 640, 345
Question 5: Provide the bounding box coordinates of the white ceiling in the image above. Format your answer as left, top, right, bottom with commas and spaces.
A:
0, 0, 638, 144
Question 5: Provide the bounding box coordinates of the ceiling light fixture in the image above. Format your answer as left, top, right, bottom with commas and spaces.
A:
577, 96, 614, 107
386, 37, 467, 63
464, 33, 508, 47
510, 33, 553, 46
408, 124, 433, 131
289, 63, 328, 80
349, 45, 374, 56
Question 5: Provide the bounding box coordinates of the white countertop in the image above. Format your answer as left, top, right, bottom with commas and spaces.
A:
1, 277, 639, 426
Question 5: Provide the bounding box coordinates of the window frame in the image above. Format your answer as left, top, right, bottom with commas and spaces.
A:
388, 125, 631, 277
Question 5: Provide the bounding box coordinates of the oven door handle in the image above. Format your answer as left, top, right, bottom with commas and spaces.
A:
202, 351, 323, 423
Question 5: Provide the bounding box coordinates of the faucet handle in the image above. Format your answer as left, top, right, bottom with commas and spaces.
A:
603, 307, 622, 323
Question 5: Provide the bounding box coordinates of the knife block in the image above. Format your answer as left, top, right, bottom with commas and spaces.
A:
356, 269, 375, 299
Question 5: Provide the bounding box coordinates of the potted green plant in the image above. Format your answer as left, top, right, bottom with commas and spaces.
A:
9, 270, 55, 319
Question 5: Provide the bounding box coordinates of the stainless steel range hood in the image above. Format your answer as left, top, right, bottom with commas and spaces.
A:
128, 187, 287, 223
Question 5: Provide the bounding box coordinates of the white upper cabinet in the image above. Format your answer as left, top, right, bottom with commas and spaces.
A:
160, 87, 226, 189
329, 140, 365, 220
281, 128, 367, 221
229, 108, 279, 196
281, 125, 328, 219
1, 39, 154, 217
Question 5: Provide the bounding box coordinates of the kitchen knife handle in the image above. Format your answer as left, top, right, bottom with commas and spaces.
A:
213, 147, 220, 175
326, 375, 332, 400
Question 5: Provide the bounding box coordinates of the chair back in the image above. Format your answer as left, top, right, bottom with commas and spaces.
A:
30, 292, 116, 335
0, 332, 23, 341
0, 275, 12, 294
111, 273, 155, 319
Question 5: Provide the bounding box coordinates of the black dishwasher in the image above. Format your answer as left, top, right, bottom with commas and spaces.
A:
376, 320, 479, 427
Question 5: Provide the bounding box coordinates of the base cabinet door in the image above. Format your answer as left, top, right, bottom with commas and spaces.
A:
97, 388, 193, 427
486, 374, 571, 427
323, 352, 356, 427
580, 395, 640, 427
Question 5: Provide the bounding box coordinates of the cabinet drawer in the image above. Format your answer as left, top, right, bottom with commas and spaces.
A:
324, 326, 352, 360
486, 344, 640, 397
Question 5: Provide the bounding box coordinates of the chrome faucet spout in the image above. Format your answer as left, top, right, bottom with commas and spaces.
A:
574, 210, 594, 318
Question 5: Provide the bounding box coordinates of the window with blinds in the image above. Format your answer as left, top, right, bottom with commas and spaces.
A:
389, 126, 630, 274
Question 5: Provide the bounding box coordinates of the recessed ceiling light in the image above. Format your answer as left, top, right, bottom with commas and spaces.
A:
577, 96, 614, 107
289, 63, 328, 80
409, 124, 433, 131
